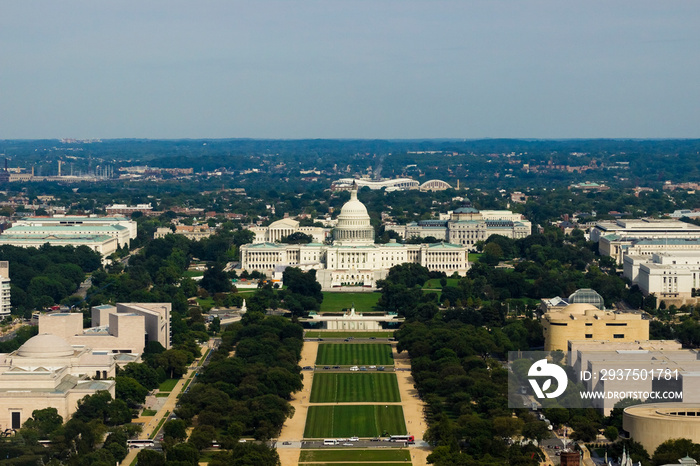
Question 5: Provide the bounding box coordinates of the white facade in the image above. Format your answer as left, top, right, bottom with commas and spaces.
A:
0, 234, 118, 259
332, 177, 420, 191
0, 262, 10, 318
624, 251, 700, 300
13, 216, 137, 246
388, 207, 531, 250
240, 187, 469, 290
0, 334, 116, 431
248, 218, 330, 244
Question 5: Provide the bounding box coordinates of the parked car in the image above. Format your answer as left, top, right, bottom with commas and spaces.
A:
360, 366, 368, 371
349, 436, 359, 442
350, 366, 359, 371
332, 365, 341, 369
377, 366, 385, 371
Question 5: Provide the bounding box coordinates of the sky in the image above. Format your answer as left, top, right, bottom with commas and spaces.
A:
1, 1, 699, 139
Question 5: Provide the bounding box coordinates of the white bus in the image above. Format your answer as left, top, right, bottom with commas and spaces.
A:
127, 439, 155, 449
323, 439, 338, 445
389, 435, 415, 444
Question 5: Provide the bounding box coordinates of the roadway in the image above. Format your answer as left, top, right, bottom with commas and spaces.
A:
120, 338, 216, 466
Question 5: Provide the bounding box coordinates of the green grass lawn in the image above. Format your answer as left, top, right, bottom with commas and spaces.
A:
315, 344, 394, 366
310, 373, 401, 403
155, 393, 170, 398
423, 278, 460, 289
299, 449, 411, 462
305, 331, 394, 339
184, 270, 204, 278
158, 379, 179, 392
304, 405, 406, 438
468, 253, 483, 262
141, 409, 157, 416
196, 297, 215, 308
320, 292, 381, 313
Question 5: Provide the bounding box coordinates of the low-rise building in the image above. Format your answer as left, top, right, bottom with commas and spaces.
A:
542, 303, 648, 352
106, 203, 156, 216
331, 177, 420, 191
0, 234, 118, 258
592, 219, 700, 265
0, 334, 116, 431
37, 303, 171, 354
386, 207, 531, 250
247, 218, 330, 244
154, 225, 214, 241
624, 251, 700, 305
13, 216, 137, 245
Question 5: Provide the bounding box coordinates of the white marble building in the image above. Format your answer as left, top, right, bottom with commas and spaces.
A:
240, 186, 469, 290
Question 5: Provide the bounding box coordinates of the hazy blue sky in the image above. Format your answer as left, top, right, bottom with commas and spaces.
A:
1, 1, 698, 139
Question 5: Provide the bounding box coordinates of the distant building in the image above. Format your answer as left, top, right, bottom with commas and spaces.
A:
0, 333, 116, 431
247, 218, 331, 244
154, 225, 213, 241
13, 216, 137, 246
419, 180, 452, 192
386, 206, 531, 250
0, 262, 10, 318
591, 218, 700, 265
624, 251, 700, 305
106, 203, 156, 216
0, 234, 118, 259
331, 177, 419, 192
8, 220, 135, 248
569, 182, 610, 192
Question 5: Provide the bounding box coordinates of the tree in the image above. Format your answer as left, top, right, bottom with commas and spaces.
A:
652, 438, 700, 466
21, 407, 63, 439
115, 376, 149, 406
137, 449, 167, 466
200, 263, 232, 294
167, 442, 200, 464
188, 425, 216, 450
522, 421, 550, 443
280, 232, 313, 244
603, 426, 618, 442
155, 349, 189, 378
163, 419, 187, 440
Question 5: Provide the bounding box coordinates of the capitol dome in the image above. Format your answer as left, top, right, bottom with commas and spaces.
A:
17, 334, 75, 358
333, 186, 375, 245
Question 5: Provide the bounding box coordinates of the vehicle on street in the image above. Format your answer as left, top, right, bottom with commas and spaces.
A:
349, 436, 359, 442
323, 439, 338, 445
349, 366, 359, 371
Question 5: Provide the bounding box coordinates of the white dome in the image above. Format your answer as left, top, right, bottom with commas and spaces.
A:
338, 190, 370, 220
333, 188, 374, 245
17, 334, 75, 358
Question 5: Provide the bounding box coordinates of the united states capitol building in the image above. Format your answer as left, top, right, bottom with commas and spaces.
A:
240, 185, 469, 290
